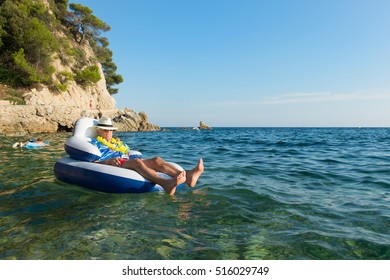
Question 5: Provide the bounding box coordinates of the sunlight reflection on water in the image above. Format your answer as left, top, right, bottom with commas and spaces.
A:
0, 128, 389, 259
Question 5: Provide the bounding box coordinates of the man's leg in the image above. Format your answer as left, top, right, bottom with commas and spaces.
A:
186, 159, 204, 188
122, 158, 185, 195
143, 157, 204, 188
142, 157, 183, 177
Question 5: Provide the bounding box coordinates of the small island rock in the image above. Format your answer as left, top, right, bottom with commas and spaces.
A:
199, 121, 212, 130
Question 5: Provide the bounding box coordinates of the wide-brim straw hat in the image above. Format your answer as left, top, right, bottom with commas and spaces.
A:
95, 116, 117, 130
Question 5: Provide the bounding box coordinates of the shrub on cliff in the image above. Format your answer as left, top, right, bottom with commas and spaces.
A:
0, 0, 122, 94
74, 65, 101, 86
0, 0, 58, 86
66, 3, 123, 94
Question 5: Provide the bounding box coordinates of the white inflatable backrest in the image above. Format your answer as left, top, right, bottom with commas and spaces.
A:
65, 117, 101, 161
73, 117, 98, 139
67, 116, 142, 162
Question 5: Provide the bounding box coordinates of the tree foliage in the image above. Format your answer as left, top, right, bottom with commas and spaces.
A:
0, 0, 123, 94
90, 38, 123, 94
0, 0, 58, 85
66, 3, 121, 94
74, 64, 101, 86
67, 3, 110, 45
0, 13, 4, 48
51, 0, 69, 22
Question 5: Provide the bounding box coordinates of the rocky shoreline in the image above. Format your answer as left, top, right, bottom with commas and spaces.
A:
0, 0, 162, 137
0, 105, 159, 136
0, 61, 160, 136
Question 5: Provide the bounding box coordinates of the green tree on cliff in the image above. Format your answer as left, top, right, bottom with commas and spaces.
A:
0, 0, 122, 94
66, 3, 122, 94
52, 0, 69, 22
0, 0, 58, 85
90, 37, 123, 94
66, 3, 110, 45
0, 11, 4, 48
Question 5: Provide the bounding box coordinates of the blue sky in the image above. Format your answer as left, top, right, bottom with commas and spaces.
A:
74, 0, 390, 127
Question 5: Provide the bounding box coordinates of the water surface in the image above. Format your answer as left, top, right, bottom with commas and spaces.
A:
0, 128, 389, 259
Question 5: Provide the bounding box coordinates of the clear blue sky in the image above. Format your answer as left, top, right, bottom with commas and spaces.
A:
74, 0, 390, 127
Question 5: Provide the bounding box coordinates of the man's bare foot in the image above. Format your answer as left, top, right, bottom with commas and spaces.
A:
161, 171, 186, 195
186, 159, 204, 188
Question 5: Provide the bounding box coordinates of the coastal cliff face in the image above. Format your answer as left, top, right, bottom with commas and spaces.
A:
0, 105, 159, 136
0, 81, 160, 135
0, 53, 160, 136
0, 1, 159, 136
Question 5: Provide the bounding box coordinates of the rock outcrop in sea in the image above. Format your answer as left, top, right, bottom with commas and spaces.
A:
199, 121, 212, 130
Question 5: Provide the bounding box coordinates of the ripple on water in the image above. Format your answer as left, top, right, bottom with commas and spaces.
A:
1, 129, 390, 259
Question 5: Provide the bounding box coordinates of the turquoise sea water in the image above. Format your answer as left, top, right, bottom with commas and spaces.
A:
0, 128, 389, 259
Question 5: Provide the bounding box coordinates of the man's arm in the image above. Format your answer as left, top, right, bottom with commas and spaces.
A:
95, 157, 122, 167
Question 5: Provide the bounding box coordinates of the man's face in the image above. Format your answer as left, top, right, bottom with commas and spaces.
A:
97, 128, 113, 141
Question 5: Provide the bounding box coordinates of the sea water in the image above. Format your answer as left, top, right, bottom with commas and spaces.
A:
0, 128, 389, 259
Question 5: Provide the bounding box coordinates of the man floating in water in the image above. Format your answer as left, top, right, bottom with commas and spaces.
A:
91, 116, 204, 195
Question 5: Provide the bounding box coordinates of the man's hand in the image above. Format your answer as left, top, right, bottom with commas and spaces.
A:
97, 158, 121, 166
107, 158, 121, 166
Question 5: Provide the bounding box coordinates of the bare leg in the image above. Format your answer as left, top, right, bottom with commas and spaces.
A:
142, 157, 183, 177
122, 158, 185, 195
186, 159, 204, 188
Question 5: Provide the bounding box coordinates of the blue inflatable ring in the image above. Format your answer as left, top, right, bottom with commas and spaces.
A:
54, 117, 184, 193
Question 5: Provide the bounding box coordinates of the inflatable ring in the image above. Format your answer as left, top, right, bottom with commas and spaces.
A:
54, 117, 184, 193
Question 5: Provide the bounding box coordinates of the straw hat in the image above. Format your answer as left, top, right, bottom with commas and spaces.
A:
96, 116, 117, 130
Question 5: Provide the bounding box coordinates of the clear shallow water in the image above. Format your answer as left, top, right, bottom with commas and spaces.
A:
0, 128, 389, 260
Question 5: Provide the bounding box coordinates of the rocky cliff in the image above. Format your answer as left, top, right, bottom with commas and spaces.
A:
0, 82, 160, 136
0, 34, 159, 136
0, 0, 159, 136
